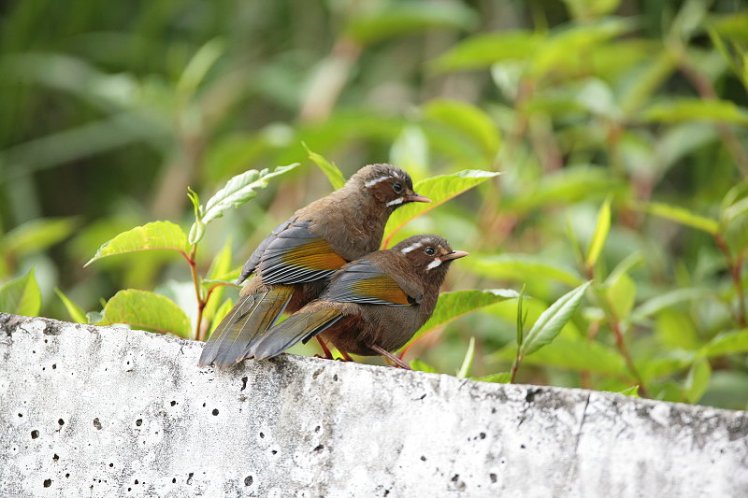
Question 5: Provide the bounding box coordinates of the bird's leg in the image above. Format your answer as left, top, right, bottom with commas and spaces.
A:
370, 344, 411, 370
314, 336, 334, 360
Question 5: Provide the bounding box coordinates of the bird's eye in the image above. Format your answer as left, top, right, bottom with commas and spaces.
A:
392, 182, 403, 193
425, 247, 436, 256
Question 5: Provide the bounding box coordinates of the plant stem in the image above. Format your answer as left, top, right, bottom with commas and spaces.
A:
608, 318, 649, 398
182, 246, 206, 341
510, 353, 522, 384
715, 234, 747, 327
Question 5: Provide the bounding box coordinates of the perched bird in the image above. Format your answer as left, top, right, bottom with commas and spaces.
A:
246, 234, 468, 368
199, 164, 430, 368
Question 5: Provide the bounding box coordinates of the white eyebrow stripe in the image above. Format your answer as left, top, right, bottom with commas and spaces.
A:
426, 258, 442, 270
401, 242, 423, 254
386, 197, 404, 207
364, 176, 392, 188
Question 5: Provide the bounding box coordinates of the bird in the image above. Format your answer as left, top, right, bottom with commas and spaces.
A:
245, 234, 468, 369
199, 164, 430, 368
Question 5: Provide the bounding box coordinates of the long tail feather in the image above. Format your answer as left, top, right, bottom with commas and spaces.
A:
198, 285, 293, 368
250, 307, 343, 361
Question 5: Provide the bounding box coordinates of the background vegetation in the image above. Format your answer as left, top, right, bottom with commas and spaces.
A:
1, 0, 747, 410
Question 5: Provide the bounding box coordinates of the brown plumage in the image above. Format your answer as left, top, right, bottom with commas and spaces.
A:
198, 164, 429, 368
246, 235, 468, 368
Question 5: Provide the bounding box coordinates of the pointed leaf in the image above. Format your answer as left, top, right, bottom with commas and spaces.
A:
0, 269, 41, 316
463, 254, 584, 287
643, 202, 719, 235
2, 217, 78, 257
618, 385, 640, 397
430, 31, 542, 72
457, 337, 476, 379
643, 98, 748, 125
424, 99, 501, 160
631, 287, 713, 322
383, 169, 499, 246
497, 337, 627, 375
586, 197, 611, 268
702, 329, 748, 358
606, 271, 636, 319
521, 282, 591, 356
685, 358, 711, 403
202, 164, 299, 224
100, 289, 191, 338
303, 144, 345, 189
176, 38, 224, 102
86, 221, 188, 266
55, 288, 87, 324
414, 289, 518, 340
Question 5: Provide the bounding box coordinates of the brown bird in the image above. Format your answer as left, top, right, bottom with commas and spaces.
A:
199, 164, 430, 368
245, 234, 468, 368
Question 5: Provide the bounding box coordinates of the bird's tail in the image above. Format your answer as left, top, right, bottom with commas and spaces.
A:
198, 285, 294, 368
249, 305, 344, 360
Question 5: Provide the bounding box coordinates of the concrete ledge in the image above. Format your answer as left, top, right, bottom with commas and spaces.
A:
1, 313, 746, 497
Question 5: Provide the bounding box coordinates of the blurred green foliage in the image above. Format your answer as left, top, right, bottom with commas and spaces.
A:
1, 0, 747, 410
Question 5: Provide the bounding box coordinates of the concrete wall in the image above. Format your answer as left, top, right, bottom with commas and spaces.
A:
1, 313, 746, 497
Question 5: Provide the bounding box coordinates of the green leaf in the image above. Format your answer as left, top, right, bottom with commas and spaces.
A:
521, 282, 591, 356
463, 254, 584, 287
414, 288, 518, 339
516, 284, 527, 347
0, 269, 41, 316
100, 289, 191, 338
85, 221, 189, 266
563, 0, 621, 20
345, 3, 476, 45
656, 310, 699, 350
202, 164, 299, 224
383, 169, 499, 246
430, 31, 542, 72
618, 385, 640, 397
499, 337, 626, 375
410, 358, 438, 374
55, 288, 87, 324
685, 358, 711, 403
303, 143, 346, 190
643, 202, 719, 235
187, 187, 205, 245
606, 271, 636, 319
203, 239, 234, 323
2, 217, 78, 257
390, 126, 429, 180
424, 99, 501, 160
642, 99, 748, 125
586, 197, 611, 268
631, 287, 713, 322
702, 329, 748, 358
176, 38, 224, 102
474, 372, 512, 384
456, 337, 476, 379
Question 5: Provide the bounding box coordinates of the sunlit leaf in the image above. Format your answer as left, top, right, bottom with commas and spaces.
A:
424, 99, 501, 161
85, 221, 188, 266
430, 31, 542, 72
55, 288, 87, 324
100, 289, 191, 338
202, 164, 300, 224
643, 98, 748, 125
0, 269, 41, 317
586, 197, 611, 268
642, 202, 719, 234
702, 329, 748, 358
463, 254, 584, 287
303, 143, 346, 189
176, 38, 224, 102
346, 2, 476, 45
685, 358, 711, 403
606, 271, 636, 319
2, 217, 78, 257
382, 169, 499, 246
521, 282, 591, 356
495, 337, 627, 375
619, 385, 640, 397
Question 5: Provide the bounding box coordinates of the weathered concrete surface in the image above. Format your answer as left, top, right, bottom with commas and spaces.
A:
0, 313, 746, 498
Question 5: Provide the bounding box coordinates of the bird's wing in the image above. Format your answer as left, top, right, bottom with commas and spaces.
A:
198, 285, 294, 368
324, 258, 423, 306
249, 305, 346, 360
236, 220, 291, 284
258, 220, 347, 284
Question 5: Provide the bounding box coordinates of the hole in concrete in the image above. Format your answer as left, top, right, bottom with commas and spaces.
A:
17, 413, 22, 418
241, 376, 248, 391
134, 479, 139, 484
491, 407, 496, 414
490, 473, 497, 483
525, 388, 541, 403
43, 479, 51, 487
52, 364, 56, 369
53, 454, 59, 461
259, 432, 265, 439
313, 444, 324, 452
202, 402, 206, 408
212, 409, 219, 416
127, 488, 131, 492
58, 418, 64, 426
170, 401, 177, 407
271, 450, 278, 455
451, 474, 460, 482
314, 426, 320, 433
244, 475, 253, 486
135, 419, 142, 427
187, 473, 194, 485
65, 474, 70, 478
31, 430, 39, 439
520, 444, 526, 449
172, 478, 176, 484
109, 463, 114, 468
479, 432, 486, 439
93, 418, 102, 430
333, 374, 339, 381
420, 456, 427, 462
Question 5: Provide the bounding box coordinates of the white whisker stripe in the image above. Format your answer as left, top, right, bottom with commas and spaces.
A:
364, 176, 392, 188
426, 259, 442, 270
386, 197, 404, 207
401, 242, 423, 254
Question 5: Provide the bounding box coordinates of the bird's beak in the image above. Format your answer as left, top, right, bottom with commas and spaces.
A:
404, 191, 431, 204
443, 250, 469, 261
